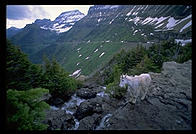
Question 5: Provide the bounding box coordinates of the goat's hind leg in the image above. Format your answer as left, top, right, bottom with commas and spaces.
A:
141, 85, 148, 100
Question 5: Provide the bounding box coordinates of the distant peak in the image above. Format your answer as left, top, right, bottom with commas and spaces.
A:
59, 10, 84, 16
8, 26, 20, 30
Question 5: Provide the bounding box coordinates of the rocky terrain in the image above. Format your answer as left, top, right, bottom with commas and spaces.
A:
43, 60, 192, 130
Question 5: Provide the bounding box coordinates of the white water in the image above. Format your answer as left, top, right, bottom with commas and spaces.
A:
50, 86, 110, 130
95, 114, 113, 130
50, 93, 85, 130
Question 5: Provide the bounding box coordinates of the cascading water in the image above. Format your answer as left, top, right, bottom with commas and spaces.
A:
50, 93, 85, 130
95, 113, 113, 130
50, 86, 109, 130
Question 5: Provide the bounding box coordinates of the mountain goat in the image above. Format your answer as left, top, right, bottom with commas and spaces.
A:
119, 74, 151, 104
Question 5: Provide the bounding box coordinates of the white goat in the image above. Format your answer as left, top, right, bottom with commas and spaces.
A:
119, 73, 151, 104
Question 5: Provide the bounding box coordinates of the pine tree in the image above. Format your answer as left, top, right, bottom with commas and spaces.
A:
6, 88, 50, 130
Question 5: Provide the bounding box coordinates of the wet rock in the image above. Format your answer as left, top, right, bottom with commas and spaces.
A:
74, 97, 103, 120
78, 113, 101, 130
61, 114, 75, 130
49, 97, 64, 107
43, 109, 75, 130
76, 88, 97, 99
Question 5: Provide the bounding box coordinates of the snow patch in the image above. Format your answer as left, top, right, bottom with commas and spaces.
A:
175, 15, 192, 26
99, 52, 105, 58
98, 18, 102, 23
70, 69, 81, 76
155, 23, 164, 29
155, 17, 168, 25
129, 17, 141, 25
180, 20, 192, 32
166, 17, 179, 30
55, 26, 72, 33
94, 48, 99, 52
133, 30, 138, 35
175, 39, 192, 46
126, 6, 136, 16
85, 57, 90, 60
141, 17, 154, 25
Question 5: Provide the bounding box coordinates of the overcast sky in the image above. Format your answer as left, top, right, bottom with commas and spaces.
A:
6, 5, 93, 29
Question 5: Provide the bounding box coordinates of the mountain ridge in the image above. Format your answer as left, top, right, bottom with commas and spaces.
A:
7, 5, 192, 77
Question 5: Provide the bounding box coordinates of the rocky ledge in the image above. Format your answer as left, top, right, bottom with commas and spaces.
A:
43, 60, 192, 130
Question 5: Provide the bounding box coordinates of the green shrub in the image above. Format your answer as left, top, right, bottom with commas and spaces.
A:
41, 56, 77, 100
106, 82, 127, 99
6, 88, 50, 130
176, 43, 192, 63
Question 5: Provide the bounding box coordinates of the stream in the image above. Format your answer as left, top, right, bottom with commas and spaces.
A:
50, 86, 112, 130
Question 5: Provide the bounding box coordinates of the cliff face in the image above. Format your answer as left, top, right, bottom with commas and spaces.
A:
103, 60, 192, 130
43, 60, 192, 130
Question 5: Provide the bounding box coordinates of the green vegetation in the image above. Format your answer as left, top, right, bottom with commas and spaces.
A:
103, 40, 192, 99
6, 40, 79, 130
7, 88, 50, 130
6, 40, 43, 90
41, 56, 77, 100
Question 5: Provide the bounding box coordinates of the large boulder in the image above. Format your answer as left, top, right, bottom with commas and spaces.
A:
74, 97, 103, 120
43, 109, 75, 130
103, 60, 192, 130
74, 96, 119, 121
61, 114, 76, 130
47, 97, 64, 107
76, 88, 97, 99
78, 113, 102, 130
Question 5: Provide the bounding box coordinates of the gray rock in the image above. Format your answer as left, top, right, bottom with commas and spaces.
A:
76, 88, 97, 99
74, 97, 103, 120
61, 114, 75, 130
78, 113, 101, 130
43, 109, 75, 130
103, 60, 192, 130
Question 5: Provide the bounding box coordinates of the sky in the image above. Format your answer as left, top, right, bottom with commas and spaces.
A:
6, 5, 93, 29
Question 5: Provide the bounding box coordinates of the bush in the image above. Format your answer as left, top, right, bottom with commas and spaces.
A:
176, 43, 192, 63
106, 82, 127, 99
6, 88, 50, 130
41, 56, 77, 100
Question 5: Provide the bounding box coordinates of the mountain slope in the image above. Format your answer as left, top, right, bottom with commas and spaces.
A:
39, 5, 192, 76
35, 10, 85, 34
10, 23, 58, 56
8, 10, 85, 60
6, 27, 22, 39
9, 5, 192, 77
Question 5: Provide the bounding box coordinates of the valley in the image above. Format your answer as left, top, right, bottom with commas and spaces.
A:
7, 5, 192, 77
6, 5, 192, 130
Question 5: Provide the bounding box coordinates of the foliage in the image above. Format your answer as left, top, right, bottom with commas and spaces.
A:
41, 56, 77, 99
128, 54, 160, 75
103, 40, 192, 99
104, 64, 122, 85
106, 82, 127, 99
6, 88, 50, 130
6, 40, 43, 90
176, 43, 192, 63
6, 40, 80, 130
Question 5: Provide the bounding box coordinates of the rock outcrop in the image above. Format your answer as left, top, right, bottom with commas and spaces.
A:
44, 60, 192, 130
103, 60, 192, 130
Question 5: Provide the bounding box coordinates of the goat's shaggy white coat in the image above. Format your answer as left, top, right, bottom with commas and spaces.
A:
119, 74, 151, 103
